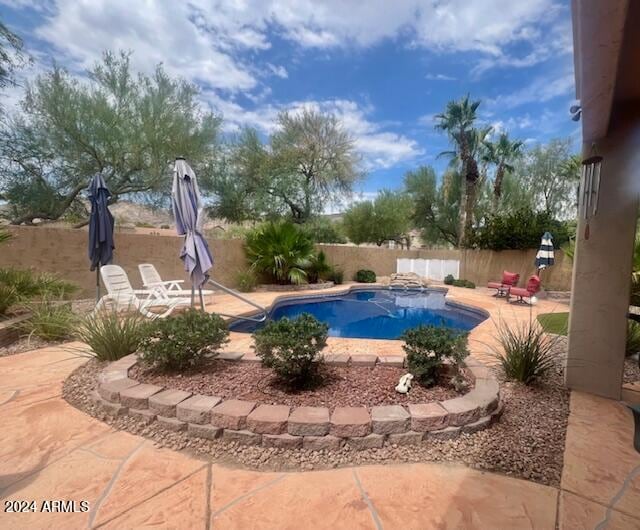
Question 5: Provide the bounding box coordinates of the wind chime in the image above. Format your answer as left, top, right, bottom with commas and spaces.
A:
579, 147, 603, 240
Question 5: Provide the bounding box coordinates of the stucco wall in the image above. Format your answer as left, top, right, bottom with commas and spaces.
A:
1, 226, 573, 296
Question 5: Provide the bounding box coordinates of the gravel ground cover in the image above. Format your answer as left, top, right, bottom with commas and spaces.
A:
624, 356, 640, 383
130, 361, 462, 408
64, 352, 570, 487
0, 336, 67, 358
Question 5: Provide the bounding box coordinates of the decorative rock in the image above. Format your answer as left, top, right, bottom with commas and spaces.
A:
111, 354, 138, 371
156, 416, 186, 432
323, 354, 351, 366
330, 407, 371, 437
441, 396, 481, 426
377, 356, 404, 367
350, 355, 378, 367
288, 407, 330, 436
262, 433, 303, 449
148, 389, 192, 417
246, 404, 290, 434
98, 378, 139, 402
119, 383, 163, 409
303, 435, 343, 451
462, 415, 492, 434
428, 426, 461, 441
371, 405, 410, 434
216, 351, 244, 361
222, 429, 262, 445
128, 408, 156, 424
408, 402, 449, 432
387, 431, 424, 446
211, 399, 256, 430
99, 399, 128, 416
187, 423, 222, 440
468, 379, 500, 415
177, 394, 222, 424
239, 351, 261, 363
347, 433, 385, 450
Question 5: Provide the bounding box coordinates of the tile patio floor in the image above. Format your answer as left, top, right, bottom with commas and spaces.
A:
0, 285, 638, 529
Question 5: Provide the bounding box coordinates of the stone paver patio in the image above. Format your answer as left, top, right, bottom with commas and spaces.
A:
0, 285, 639, 529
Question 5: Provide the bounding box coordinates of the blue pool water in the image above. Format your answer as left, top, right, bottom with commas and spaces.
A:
230, 289, 487, 340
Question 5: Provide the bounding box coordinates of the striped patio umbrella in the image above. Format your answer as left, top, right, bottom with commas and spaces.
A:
172, 158, 213, 308
87, 174, 114, 302
535, 232, 555, 271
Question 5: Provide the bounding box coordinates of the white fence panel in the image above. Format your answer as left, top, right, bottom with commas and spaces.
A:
396, 258, 460, 282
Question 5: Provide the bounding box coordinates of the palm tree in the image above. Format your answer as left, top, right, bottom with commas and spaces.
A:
435, 95, 482, 247
482, 132, 524, 210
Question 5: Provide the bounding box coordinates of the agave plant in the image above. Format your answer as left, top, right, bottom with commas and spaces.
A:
245, 221, 315, 285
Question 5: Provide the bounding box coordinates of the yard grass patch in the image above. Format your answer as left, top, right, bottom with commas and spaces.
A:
537, 312, 569, 336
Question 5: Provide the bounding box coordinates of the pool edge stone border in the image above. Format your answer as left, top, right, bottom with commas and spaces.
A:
95, 352, 501, 450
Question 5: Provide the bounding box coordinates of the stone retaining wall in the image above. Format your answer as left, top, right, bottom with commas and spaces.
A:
95, 353, 501, 449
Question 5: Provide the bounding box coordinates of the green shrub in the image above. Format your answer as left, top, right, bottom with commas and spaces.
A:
253, 313, 328, 388
236, 270, 258, 293
245, 221, 315, 285
134, 221, 154, 228
0, 268, 77, 300
21, 297, 78, 341
470, 207, 570, 250
452, 279, 475, 289
0, 284, 19, 315
0, 227, 12, 245
401, 325, 469, 387
444, 274, 454, 285
627, 320, 640, 357
160, 224, 170, 229
139, 310, 229, 371
77, 309, 145, 361
327, 268, 344, 285
355, 269, 376, 283
494, 320, 558, 384
306, 251, 332, 283
300, 217, 347, 244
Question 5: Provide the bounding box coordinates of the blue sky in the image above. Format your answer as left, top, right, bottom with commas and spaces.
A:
2, 0, 579, 205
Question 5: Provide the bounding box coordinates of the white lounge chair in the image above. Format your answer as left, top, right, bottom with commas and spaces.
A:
96, 264, 190, 319
138, 263, 213, 298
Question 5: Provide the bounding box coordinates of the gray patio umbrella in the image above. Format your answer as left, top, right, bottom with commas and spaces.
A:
172, 158, 213, 309
88, 174, 115, 302
535, 232, 555, 272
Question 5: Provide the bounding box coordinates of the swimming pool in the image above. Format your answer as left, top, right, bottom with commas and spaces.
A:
229, 288, 487, 340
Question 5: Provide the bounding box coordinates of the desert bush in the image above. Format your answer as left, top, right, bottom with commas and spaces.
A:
627, 320, 640, 357
402, 325, 469, 387
77, 309, 145, 361
306, 251, 332, 283
0, 268, 77, 300
253, 313, 328, 388
21, 297, 78, 341
0, 227, 12, 245
139, 310, 229, 371
444, 274, 454, 285
494, 320, 558, 384
452, 279, 476, 289
0, 284, 19, 315
327, 268, 344, 285
355, 269, 376, 283
160, 224, 170, 229
245, 221, 315, 285
236, 270, 258, 292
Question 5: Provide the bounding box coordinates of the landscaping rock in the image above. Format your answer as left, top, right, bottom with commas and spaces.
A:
99, 399, 128, 417
468, 379, 500, 415
462, 415, 492, 434
441, 396, 481, 426
303, 435, 343, 451
262, 433, 302, 449
371, 405, 410, 434
211, 399, 256, 430
119, 383, 163, 409
377, 356, 404, 368
148, 389, 192, 417
98, 377, 139, 402
246, 404, 290, 434
347, 433, 385, 449
323, 354, 350, 366
288, 407, 330, 436
387, 431, 424, 446
330, 407, 371, 437
408, 402, 449, 432
177, 394, 222, 424
128, 408, 156, 424
222, 429, 262, 445
428, 426, 461, 441
156, 415, 186, 432
187, 423, 222, 440
216, 351, 244, 361
350, 355, 378, 367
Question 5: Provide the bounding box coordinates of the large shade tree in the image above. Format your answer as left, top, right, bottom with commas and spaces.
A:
434, 95, 484, 247
0, 51, 220, 225
0, 20, 29, 101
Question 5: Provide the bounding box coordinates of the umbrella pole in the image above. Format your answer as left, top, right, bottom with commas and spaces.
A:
191, 283, 195, 308
198, 287, 205, 311
96, 264, 101, 303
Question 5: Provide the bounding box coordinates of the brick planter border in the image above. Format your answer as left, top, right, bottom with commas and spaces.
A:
95, 351, 500, 450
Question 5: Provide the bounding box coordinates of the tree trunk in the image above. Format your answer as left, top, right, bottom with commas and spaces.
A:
493, 165, 504, 211
460, 157, 479, 248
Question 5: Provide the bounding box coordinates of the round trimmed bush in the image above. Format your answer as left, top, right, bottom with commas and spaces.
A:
355, 269, 376, 283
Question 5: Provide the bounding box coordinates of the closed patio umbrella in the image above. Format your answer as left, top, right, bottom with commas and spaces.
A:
88, 174, 115, 302
535, 232, 555, 272
172, 157, 213, 308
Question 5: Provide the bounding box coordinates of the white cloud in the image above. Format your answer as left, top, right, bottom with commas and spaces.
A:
487, 72, 575, 110
266, 63, 288, 79
425, 73, 456, 81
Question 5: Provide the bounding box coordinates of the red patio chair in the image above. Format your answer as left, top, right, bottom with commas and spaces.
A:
487, 271, 520, 298
509, 275, 541, 304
